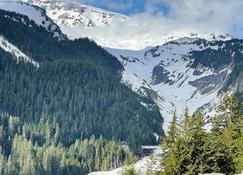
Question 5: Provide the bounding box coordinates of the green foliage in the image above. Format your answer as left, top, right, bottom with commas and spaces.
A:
122, 166, 140, 175
161, 94, 243, 175
162, 111, 178, 150
0, 112, 136, 175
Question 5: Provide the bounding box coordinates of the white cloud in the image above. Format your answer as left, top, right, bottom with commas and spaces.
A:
148, 0, 243, 35
90, 0, 243, 49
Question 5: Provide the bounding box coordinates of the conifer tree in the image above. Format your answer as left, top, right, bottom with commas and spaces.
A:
162, 111, 178, 153
234, 132, 243, 173
162, 110, 192, 175
122, 166, 139, 175
188, 110, 207, 174
216, 94, 241, 131
180, 108, 193, 140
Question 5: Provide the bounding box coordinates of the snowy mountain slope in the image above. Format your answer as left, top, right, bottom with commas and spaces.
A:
0, 35, 39, 68
0, 1, 66, 39
22, 0, 128, 45
107, 38, 240, 131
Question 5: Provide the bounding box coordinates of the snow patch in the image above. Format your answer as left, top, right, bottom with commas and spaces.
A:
0, 35, 39, 68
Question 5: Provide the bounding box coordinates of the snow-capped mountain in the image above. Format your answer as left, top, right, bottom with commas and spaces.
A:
21, 0, 232, 50
107, 37, 242, 131
0, 1, 66, 39
0, 35, 39, 68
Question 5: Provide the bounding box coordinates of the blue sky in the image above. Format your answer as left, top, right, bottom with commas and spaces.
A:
78, 0, 144, 15
78, 0, 170, 15
83, 0, 146, 15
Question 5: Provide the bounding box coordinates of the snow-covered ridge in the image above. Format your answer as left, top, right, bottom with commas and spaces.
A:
23, 0, 127, 27
22, 0, 128, 42
0, 36, 39, 68
162, 33, 232, 44
0, 1, 65, 39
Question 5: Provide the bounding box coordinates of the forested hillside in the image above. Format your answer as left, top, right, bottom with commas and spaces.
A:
0, 8, 164, 160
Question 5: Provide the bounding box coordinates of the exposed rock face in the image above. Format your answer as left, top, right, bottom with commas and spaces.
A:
188, 68, 229, 96
152, 63, 171, 85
